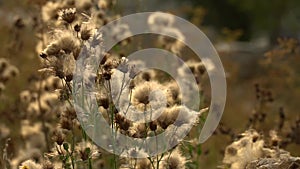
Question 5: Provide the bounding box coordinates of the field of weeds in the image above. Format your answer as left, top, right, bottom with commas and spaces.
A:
0, 0, 300, 169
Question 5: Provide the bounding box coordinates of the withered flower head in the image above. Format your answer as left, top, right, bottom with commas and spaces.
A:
117, 57, 129, 73
52, 129, 65, 145
136, 159, 151, 169
97, 95, 109, 109
161, 149, 187, 169
76, 141, 101, 161
19, 160, 42, 169
157, 108, 174, 129
130, 123, 147, 138
149, 121, 157, 131
59, 117, 73, 130
43, 42, 60, 56
80, 25, 93, 41
42, 160, 54, 169
132, 82, 152, 105
58, 8, 76, 24
56, 32, 80, 54
63, 107, 77, 120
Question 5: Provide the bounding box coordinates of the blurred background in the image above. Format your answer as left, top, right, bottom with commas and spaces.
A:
1, 0, 300, 168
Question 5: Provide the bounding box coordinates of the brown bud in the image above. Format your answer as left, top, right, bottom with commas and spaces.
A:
103, 71, 111, 80
98, 97, 109, 109
56, 70, 65, 79
142, 72, 151, 81
65, 74, 73, 82
39, 52, 48, 59
74, 24, 81, 32
120, 120, 130, 131
149, 121, 157, 131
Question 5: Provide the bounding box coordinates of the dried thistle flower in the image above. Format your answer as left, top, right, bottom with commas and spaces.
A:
115, 114, 131, 131
41, 160, 54, 169
161, 149, 187, 169
58, 8, 76, 24
223, 129, 265, 169
165, 82, 181, 106
42, 42, 60, 56
63, 107, 77, 120
98, 0, 108, 9
130, 123, 147, 138
132, 81, 164, 107
159, 27, 185, 54
59, 117, 73, 130
148, 12, 175, 29
136, 159, 151, 169
149, 121, 157, 131
117, 57, 129, 73
97, 95, 109, 109
1, 65, 19, 82
56, 32, 80, 54
269, 130, 281, 147
52, 129, 65, 146
76, 141, 101, 161
129, 65, 138, 79
80, 25, 93, 41
157, 107, 177, 129
19, 160, 42, 169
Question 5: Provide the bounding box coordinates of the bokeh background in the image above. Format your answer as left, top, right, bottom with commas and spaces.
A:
1, 0, 300, 168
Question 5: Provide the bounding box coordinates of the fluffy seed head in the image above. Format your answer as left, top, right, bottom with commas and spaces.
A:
56, 33, 80, 54
42, 160, 54, 169
43, 42, 60, 56
136, 159, 151, 169
132, 81, 164, 107
19, 160, 42, 169
161, 149, 187, 169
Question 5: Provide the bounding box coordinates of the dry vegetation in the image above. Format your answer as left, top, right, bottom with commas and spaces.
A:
0, 0, 300, 169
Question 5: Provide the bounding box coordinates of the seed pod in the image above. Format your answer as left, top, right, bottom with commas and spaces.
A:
149, 121, 157, 131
